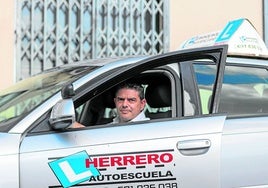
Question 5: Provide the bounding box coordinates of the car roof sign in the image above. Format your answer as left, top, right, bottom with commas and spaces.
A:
180, 18, 268, 57
215, 19, 244, 43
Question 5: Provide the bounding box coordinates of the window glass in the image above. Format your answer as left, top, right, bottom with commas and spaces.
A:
219, 66, 268, 115
0, 66, 97, 132
193, 64, 217, 114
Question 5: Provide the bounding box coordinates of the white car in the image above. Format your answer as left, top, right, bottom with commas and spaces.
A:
1, 18, 268, 187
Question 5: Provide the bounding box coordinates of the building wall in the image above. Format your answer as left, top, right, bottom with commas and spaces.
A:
169, 0, 263, 51
0, 0, 264, 90
0, 0, 14, 90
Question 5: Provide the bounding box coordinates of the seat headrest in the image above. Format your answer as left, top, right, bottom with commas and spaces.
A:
145, 83, 171, 108
102, 90, 115, 109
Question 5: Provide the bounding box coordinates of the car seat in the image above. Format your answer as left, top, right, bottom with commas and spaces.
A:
145, 82, 172, 119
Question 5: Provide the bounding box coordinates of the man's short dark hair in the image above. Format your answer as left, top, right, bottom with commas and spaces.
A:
115, 83, 145, 100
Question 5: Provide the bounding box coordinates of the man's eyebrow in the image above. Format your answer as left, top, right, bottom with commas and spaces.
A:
128, 97, 136, 99
116, 96, 137, 100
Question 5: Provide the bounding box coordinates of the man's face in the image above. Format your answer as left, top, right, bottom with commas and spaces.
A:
114, 88, 146, 123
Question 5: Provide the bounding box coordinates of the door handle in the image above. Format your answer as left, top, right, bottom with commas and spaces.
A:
177, 139, 211, 156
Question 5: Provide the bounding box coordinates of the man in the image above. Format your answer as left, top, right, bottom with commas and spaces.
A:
72, 83, 149, 128
112, 83, 149, 123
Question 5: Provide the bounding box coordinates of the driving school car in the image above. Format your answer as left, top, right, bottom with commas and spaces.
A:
1, 18, 268, 187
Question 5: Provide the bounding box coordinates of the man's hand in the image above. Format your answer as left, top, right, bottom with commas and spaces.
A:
71, 122, 85, 128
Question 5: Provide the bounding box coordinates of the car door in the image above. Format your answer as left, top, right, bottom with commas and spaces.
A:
19, 45, 228, 188
218, 61, 268, 187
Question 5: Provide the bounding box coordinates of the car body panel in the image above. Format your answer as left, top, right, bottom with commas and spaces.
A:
20, 115, 225, 187
0, 133, 21, 187
221, 117, 268, 187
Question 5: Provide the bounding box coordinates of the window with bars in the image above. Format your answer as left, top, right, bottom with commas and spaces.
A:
15, 0, 169, 81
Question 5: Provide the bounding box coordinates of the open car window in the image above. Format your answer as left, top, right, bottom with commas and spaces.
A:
76, 70, 175, 126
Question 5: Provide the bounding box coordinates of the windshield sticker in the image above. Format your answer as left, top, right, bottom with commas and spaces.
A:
49, 149, 177, 188
48, 150, 100, 188
87, 149, 177, 187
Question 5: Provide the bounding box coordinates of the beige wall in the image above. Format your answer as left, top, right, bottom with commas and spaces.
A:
0, 0, 14, 90
170, 0, 263, 51
0, 1, 264, 90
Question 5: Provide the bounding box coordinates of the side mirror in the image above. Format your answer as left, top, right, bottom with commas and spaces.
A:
49, 84, 76, 130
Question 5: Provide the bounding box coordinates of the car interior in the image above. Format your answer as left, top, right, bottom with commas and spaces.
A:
77, 71, 172, 126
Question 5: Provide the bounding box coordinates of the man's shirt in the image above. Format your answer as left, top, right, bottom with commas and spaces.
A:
112, 111, 150, 123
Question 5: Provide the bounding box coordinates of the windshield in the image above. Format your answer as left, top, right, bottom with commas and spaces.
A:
0, 65, 97, 130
